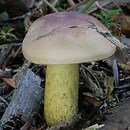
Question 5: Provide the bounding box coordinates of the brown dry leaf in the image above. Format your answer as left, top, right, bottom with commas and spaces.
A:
0, 69, 16, 88
83, 94, 100, 107
121, 15, 130, 36
20, 121, 31, 130
2, 78, 16, 88
36, 126, 45, 130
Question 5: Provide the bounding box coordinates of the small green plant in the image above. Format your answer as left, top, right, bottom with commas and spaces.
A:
0, 26, 17, 43
93, 9, 121, 29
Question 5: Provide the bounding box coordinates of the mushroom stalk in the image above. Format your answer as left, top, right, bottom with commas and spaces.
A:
44, 64, 79, 125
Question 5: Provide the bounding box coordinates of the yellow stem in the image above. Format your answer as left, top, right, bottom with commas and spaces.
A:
44, 64, 79, 125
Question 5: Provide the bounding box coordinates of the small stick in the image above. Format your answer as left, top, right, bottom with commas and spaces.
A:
0, 96, 8, 105
51, 0, 59, 7
20, 120, 32, 130
80, 0, 97, 13
95, 1, 109, 12
67, 0, 76, 7
67, 0, 89, 12
42, 0, 58, 12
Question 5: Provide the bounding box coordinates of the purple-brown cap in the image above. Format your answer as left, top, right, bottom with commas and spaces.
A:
22, 12, 116, 64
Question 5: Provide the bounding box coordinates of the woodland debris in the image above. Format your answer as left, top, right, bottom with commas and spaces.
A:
42, 0, 58, 12
0, 68, 43, 129
67, 0, 112, 13
121, 15, 130, 37
113, 0, 130, 5
20, 120, 32, 130
46, 113, 83, 130
0, 69, 11, 78
2, 77, 16, 88
67, 0, 76, 7
0, 0, 130, 129
106, 47, 128, 67
0, 0, 30, 18
0, 83, 13, 96
101, 98, 130, 130
0, 45, 13, 68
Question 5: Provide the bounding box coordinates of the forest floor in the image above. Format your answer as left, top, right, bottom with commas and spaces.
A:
0, 0, 130, 130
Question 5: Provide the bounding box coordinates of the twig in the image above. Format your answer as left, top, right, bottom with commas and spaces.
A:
95, 1, 109, 12
36, 125, 46, 130
80, 0, 97, 13
24, 12, 32, 32
42, 0, 58, 12
50, 0, 59, 7
2, 46, 22, 69
0, 43, 22, 49
67, 0, 75, 7
11, 46, 22, 59
115, 83, 130, 89
0, 96, 8, 105
20, 120, 32, 130
88, 0, 112, 14
81, 65, 101, 88
67, 0, 89, 11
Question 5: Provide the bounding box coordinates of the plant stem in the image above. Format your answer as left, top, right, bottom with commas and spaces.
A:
80, 0, 97, 13
42, 0, 58, 12
67, 0, 76, 7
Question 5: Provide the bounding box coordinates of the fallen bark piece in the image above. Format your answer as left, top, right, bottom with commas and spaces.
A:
0, 68, 43, 129
101, 98, 130, 130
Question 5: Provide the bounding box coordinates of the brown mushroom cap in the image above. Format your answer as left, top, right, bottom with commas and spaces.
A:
22, 12, 116, 64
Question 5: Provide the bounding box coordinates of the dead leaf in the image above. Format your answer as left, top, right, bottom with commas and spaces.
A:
20, 121, 31, 130
2, 78, 16, 88
83, 93, 100, 107
36, 125, 45, 130
121, 15, 130, 36
0, 69, 16, 88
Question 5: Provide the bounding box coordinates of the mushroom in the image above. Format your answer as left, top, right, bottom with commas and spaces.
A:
22, 12, 116, 126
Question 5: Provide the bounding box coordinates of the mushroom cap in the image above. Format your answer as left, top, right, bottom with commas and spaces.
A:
22, 12, 116, 64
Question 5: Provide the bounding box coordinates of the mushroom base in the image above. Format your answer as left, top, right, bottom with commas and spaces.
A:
44, 64, 79, 126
